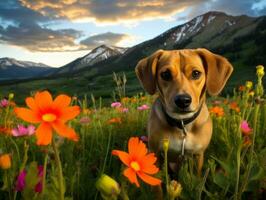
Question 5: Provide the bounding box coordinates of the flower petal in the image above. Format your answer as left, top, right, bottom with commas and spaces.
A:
60, 106, 80, 121
53, 94, 71, 108
25, 97, 38, 111
123, 168, 139, 187
52, 120, 79, 141
112, 150, 130, 166
35, 91, 53, 111
36, 123, 52, 145
137, 171, 161, 186
14, 108, 41, 123
140, 153, 159, 174
128, 137, 147, 159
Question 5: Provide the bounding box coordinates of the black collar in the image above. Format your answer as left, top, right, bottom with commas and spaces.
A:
160, 100, 203, 129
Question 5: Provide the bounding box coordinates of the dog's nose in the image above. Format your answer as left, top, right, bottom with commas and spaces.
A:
174, 94, 192, 109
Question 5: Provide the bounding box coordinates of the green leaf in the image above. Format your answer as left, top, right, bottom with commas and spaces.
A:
22, 162, 40, 200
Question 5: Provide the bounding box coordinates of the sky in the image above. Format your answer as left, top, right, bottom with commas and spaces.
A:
0, 0, 266, 67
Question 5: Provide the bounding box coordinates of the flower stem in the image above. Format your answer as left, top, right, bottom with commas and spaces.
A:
52, 137, 65, 200
41, 151, 48, 196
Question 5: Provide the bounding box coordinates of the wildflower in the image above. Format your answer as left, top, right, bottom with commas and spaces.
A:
112, 137, 161, 187
96, 174, 120, 200
243, 136, 252, 147
16, 165, 43, 192
12, 125, 35, 137
140, 135, 148, 143
167, 180, 182, 199
111, 102, 122, 108
249, 91, 255, 97
14, 90, 80, 145
229, 102, 240, 113
209, 106, 224, 117
79, 116, 91, 124
256, 65, 265, 78
9, 93, 14, 100
137, 104, 150, 111
121, 97, 130, 103
107, 117, 122, 124
212, 100, 222, 105
238, 85, 245, 92
240, 120, 252, 136
0, 126, 11, 135
0, 154, 11, 169
0, 98, 9, 108
82, 108, 91, 114
245, 81, 253, 90
117, 107, 129, 113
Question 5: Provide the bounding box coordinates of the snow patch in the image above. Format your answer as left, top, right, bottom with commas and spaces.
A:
207, 15, 216, 24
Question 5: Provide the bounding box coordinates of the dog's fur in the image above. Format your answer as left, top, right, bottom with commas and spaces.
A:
135, 48, 233, 184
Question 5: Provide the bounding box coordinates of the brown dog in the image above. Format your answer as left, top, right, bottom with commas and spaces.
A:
135, 48, 233, 180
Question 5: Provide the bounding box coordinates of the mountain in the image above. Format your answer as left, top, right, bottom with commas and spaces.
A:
1, 11, 266, 103
0, 57, 55, 80
52, 45, 128, 75
70, 11, 266, 91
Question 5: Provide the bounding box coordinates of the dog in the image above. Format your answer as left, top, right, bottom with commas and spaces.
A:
135, 48, 233, 196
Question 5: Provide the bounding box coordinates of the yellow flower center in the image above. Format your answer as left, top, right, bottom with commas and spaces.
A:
42, 113, 57, 122
130, 161, 140, 171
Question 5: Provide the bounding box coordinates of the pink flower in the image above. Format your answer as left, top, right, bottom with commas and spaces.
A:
0, 99, 9, 108
111, 102, 122, 108
79, 117, 91, 124
137, 104, 150, 111
240, 120, 252, 136
12, 125, 35, 137
122, 108, 129, 112
16, 165, 43, 193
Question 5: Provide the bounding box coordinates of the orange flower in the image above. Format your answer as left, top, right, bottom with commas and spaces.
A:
238, 85, 245, 92
229, 102, 240, 113
112, 137, 161, 187
14, 91, 80, 145
0, 126, 11, 135
209, 106, 224, 117
0, 154, 11, 169
107, 117, 122, 124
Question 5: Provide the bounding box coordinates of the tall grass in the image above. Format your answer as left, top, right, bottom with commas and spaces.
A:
0, 67, 265, 200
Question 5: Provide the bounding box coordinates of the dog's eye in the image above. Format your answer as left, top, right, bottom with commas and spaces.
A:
160, 69, 172, 81
191, 70, 201, 80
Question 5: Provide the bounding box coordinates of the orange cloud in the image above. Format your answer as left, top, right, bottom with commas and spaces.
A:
19, 0, 202, 24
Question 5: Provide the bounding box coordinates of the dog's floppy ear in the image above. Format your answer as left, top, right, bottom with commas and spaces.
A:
135, 49, 163, 95
196, 48, 233, 96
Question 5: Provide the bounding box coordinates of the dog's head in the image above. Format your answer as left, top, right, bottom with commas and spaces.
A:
135, 48, 233, 119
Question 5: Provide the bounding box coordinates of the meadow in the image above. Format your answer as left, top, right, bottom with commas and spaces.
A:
0, 65, 265, 200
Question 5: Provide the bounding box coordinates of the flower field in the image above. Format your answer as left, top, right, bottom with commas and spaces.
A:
0, 66, 266, 200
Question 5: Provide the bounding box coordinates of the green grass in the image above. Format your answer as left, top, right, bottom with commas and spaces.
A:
0, 68, 266, 200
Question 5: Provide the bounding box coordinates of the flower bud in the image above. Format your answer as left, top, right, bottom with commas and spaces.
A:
163, 138, 169, 152
256, 65, 265, 78
96, 174, 120, 200
0, 154, 11, 170
167, 180, 182, 199
9, 93, 14, 100
245, 81, 253, 90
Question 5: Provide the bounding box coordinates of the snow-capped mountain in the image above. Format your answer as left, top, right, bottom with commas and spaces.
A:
0, 57, 54, 80
80, 45, 127, 66
53, 44, 128, 75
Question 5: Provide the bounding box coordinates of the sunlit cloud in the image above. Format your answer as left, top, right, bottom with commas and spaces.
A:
19, 0, 206, 25
80, 32, 132, 48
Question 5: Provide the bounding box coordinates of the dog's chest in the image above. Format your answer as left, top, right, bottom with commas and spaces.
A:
159, 132, 203, 155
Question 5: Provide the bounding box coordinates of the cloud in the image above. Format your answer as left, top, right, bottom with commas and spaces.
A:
0, 1, 132, 52
19, 0, 205, 24
80, 32, 131, 49
0, 22, 86, 52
